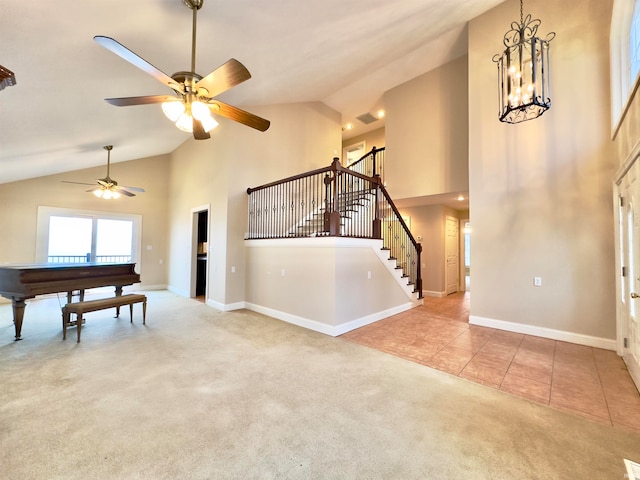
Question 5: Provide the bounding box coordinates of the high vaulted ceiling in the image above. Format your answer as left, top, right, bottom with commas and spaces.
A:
0, 0, 505, 184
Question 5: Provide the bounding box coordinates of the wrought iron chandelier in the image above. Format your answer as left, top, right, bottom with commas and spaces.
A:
492, 0, 555, 124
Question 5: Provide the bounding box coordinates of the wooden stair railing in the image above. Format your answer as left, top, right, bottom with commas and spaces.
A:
246, 148, 422, 298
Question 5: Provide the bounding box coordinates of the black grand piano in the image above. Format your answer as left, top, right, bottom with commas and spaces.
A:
0, 263, 140, 340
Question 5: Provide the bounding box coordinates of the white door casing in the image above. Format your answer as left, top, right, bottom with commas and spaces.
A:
617, 156, 640, 392
445, 216, 459, 295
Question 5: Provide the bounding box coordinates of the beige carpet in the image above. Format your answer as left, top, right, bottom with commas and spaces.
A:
1, 290, 638, 479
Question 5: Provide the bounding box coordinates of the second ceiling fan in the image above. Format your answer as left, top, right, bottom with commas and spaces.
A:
95, 0, 270, 140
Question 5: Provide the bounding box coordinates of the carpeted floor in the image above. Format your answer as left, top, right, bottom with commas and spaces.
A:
1, 290, 639, 479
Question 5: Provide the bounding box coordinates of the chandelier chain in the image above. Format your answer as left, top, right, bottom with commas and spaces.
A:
520, 0, 524, 25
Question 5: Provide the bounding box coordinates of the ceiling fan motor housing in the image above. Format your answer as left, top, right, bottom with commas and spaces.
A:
183, 0, 203, 11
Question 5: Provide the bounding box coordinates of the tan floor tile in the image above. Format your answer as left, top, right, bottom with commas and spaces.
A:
550, 383, 609, 420
507, 362, 552, 385
425, 346, 474, 375
552, 362, 601, 387
592, 348, 623, 366
460, 359, 506, 386
500, 371, 551, 403
512, 349, 554, 372
467, 351, 512, 375
477, 342, 518, 362
555, 341, 594, 360
520, 335, 556, 351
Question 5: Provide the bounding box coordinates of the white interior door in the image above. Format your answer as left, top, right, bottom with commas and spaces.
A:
620, 159, 640, 391
445, 216, 459, 295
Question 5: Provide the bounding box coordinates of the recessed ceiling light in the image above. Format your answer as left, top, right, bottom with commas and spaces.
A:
457, 195, 465, 201
377, 109, 385, 118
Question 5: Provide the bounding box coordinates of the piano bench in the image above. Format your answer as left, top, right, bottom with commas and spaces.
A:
62, 294, 147, 343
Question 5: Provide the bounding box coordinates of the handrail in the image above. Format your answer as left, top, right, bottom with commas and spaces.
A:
377, 185, 422, 295
347, 146, 385, 183
246, 165, 333, 194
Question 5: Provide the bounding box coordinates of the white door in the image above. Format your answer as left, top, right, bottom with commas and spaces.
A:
620, 158, 640, 391
445, 216, 459, 295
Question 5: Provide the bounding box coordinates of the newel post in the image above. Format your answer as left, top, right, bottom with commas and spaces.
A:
415, 243, 423, 297
324, 157, 342, 236
371, 146, 378, 177
372, 160, 382, 240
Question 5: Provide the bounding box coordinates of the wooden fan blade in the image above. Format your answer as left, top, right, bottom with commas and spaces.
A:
192, 118, 211, 140
105, 95, 178, 107
209, 101, 270, 132
195, 58, 251, 98
94, 36, 183, 93
115, 188, 136, 197
119, 185, 145, 193
62, 180, 96, 186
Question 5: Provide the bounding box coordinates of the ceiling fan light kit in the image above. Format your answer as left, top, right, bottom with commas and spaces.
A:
95, 0, 269, 140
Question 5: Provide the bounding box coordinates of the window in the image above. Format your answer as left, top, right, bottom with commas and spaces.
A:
611, 0, 640, 134
631, 1, 640, 83
48, 216, 93, 263
36, 206, 141, 266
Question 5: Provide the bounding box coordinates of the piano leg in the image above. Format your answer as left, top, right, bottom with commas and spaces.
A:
11, 298, 26, 341
115, 286, 123, 317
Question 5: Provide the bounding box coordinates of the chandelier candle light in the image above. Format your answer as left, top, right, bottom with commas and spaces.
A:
492, 0, 555, 123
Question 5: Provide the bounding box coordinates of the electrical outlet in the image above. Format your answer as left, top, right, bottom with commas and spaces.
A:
534, 277, 542, 287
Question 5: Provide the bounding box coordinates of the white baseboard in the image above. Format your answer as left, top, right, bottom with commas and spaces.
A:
422, 290, 446, 298
244, 303, 337, 336
332, 303, 416, 335
167, 285, 189, 297
469, 315, 616, 351
137, 284, 167, 291
244, 302, 415, 337
206, 299, 245, 312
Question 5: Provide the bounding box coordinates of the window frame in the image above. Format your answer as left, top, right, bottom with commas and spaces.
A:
35, 206, 142, 268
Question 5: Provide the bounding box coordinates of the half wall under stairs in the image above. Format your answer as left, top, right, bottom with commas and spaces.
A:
245, 237, 422, 336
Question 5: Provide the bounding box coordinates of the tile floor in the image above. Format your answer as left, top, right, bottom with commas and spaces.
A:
341, 292, 640, 434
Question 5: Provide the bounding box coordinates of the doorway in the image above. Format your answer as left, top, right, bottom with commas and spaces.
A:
617, 156, 640, 391
191, 206, 209, 301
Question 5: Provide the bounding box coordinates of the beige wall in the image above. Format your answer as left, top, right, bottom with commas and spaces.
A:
468, 0, 616, 340
384, 55, 469, 200
0, 154, 171, 287
343, 127, 386, 155
167, 102, 342, 307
